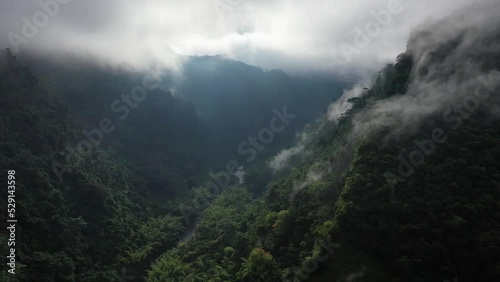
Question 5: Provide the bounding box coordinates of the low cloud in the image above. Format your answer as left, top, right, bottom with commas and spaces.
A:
268, 132, 308, 173
289, 161, 331, 201
349, 0, 500, 140
0, 0, 479, 74
327, 80, 372, 122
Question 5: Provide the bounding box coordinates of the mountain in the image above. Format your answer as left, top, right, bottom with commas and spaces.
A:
0, 49, 187, 282
177, 55, 346, 163
145, 2, 500, 282
21, 53, 346, 185
0, 49, 346, 281
1, 1, 499, 281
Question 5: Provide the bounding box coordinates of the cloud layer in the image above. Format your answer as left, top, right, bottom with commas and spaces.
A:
350, 0, 500, 139
0, 0, 479, 74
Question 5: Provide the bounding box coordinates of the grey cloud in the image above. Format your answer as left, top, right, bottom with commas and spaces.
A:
0, 0, 481, 74
327, 80, 372, 122
268, 132, 308, 173
349, 0, 500, 140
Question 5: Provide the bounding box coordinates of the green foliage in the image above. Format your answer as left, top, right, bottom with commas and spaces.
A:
237, 248, 280, 281
139, 215, 183, 248
147, 251, 190, 282
336, 115, 500, 281
0, 50, 183, 281
3, 14, 500, 282
149, 35, 500, 282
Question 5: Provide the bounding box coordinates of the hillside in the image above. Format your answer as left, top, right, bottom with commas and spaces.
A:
0, 49, 188, 281
145, 3, 500, 281
1, 1, 499, 281
0, 49, 344, 281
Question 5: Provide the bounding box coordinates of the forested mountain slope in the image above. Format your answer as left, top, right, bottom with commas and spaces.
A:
0, 49, 189, 281
178, 56, 346, 162
23, 54, 346, 169
0, 49, 344, 281
1, 1, 499, 281
146, 3, 500, 281
20, 54, 212, 197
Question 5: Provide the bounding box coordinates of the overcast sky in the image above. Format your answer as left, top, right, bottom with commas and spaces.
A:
0, 0, 480, 75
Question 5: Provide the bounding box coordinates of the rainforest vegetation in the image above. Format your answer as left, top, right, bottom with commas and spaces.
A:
1, 2, 500, 281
